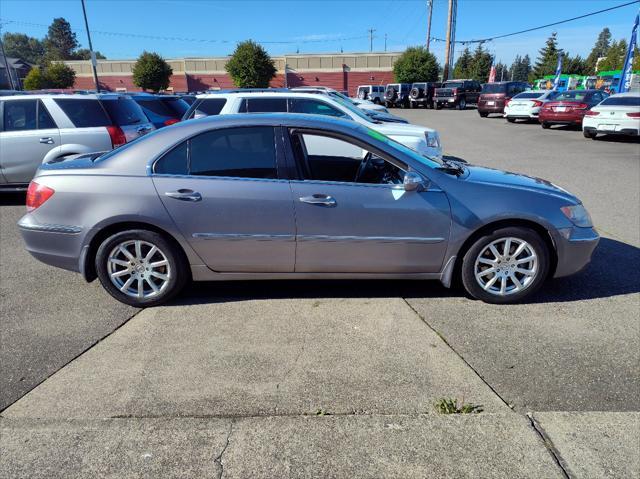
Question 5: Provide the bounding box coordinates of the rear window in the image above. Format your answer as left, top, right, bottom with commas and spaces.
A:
54, 98, 111, 127
101, 97, 148, 126
194, 98, 227, 116
514, 92, 544, 99
600, 96, 640, 106
552, 91, 588, 101
137, 98, 189, 117
482, 83, 507, 94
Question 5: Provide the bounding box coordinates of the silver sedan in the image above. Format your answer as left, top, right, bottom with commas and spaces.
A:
19, 113, 599, 306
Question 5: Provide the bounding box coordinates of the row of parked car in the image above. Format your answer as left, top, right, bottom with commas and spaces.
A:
0, 87, 441, 190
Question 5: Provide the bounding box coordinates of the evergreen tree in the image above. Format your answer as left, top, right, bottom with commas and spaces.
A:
598, 39, 627, 71
44, 18, 79, 60
469, 44, 493, 82
564, 54, 588, 75
532, 32, 561, 79
509, 54, 532, 82
71, 49, 106, 60
494, 62, 509, 81
586, 28, 612, 74
453, 47, 473, 78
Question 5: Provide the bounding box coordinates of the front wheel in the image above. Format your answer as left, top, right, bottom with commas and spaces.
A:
461, 227, 550, 304
435, 103, 442, 110
541, 122, 551, 129
95, 229, 188, 307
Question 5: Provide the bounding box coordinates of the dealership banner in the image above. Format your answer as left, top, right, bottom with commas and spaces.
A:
619, 11, 639, 93
552, 53, 563, 90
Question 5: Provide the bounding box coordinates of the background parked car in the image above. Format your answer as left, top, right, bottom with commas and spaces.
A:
409, 82, 441, 109
477, 81, 529, 117
434, 79, 482, 110
582, 92, 640, 139
539, 90, 609, 129
384, 83, 412, 108
130, 93, 190, 129
503, 90, 559, 122
356, 85, 385, 104
0, 93, 154, 189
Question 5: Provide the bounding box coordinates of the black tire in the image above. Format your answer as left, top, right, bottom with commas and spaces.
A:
385, 101, 391, 109
373, 97, 381, 105
583, 130, 597, 139
457, 98, 466, 110
95, 229, 188, 307
428, 100, 434, 109
541, 122, 551, 129
506, 117, 516, 123
479, 111, 488, 118
461, 227, 550, 304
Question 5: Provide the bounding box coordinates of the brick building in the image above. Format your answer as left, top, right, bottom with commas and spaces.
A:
64, 52, 400, 96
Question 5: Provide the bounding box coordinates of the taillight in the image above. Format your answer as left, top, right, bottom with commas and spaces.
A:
504, 98, 511, 108
164, 118, 180, 126
26, 181, 55, 212
626, 112, 640, 118
532, 100, 543, 107
573, 103, 589, 110
106, 125, 126, 148
451, 88, 457, 95
584, 110, 600, 116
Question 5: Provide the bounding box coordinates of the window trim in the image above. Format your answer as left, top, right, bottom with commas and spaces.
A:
151, 125, 285, 181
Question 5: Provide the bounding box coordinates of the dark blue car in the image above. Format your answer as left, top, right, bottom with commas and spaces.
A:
129, 93, 190, 129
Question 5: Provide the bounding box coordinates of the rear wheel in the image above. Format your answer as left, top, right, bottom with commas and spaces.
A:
461, 227, 550, 304
583, 130, 597, 139
541, 122, 551, 129
506, 117, 516, 123
479, 111, 488, 118
95, 229, 188, 307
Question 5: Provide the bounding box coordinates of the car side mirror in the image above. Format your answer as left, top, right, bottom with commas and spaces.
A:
403, 171, 425, 192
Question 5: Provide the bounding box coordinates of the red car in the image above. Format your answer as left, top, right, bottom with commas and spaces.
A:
539, 90, 609, 129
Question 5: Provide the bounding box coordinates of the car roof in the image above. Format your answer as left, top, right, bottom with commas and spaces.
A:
607, 91, 640, 97
195, 91, 344, 100
1, 92, 133, 100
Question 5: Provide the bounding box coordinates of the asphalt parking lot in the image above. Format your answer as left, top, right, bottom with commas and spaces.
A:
1, 107, 639, 477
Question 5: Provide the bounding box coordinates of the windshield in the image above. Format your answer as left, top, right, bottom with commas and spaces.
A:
600, 96, 640, 106
514, 92, 545, 99
331, 95, 375, 123
366, 128, 443, 168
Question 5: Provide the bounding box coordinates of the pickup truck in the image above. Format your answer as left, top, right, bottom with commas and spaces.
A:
434, 79, 482, 110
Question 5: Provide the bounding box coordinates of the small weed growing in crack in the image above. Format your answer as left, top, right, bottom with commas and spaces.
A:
435, 398, 483, 414
315, 408, 331, 416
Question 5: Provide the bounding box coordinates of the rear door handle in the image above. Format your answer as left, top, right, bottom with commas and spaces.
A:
39, 137, 54, 144
299, 194, 337, 207
165, 189, 202, 202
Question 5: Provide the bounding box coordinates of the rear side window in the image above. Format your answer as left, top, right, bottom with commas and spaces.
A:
101, 98, 148, 126
189, 126, 277, 179
154, 141, 188, 175
193, 98, 227, 117
289, 98, 345, 117
600, 96, 640, 106
238, 98, 288, 113
54, 99, 111, 127
37, 101, 56, 129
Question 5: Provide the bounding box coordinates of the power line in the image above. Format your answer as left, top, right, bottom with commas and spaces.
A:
430, 0, 640, 45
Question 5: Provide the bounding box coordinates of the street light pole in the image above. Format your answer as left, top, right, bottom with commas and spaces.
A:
368, 28, 376, 52
426, 0, 433, 52
80, 0, 100, 92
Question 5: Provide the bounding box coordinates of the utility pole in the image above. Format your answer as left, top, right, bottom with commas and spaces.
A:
80, 0, 100, 92
426, 0, 433, 52
443, 0, 457, 81
384, 33, 387, 52
368, 28, 376, 52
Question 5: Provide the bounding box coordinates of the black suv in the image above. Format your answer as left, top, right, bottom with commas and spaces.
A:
384, 83, 412, 108
434, 79, 482, 110
409, 82, 442, 109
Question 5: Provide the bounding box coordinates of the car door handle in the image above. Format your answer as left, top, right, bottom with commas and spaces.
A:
299, 194, 337, 207
39, 137, 54, 144
165, 189, 202, 202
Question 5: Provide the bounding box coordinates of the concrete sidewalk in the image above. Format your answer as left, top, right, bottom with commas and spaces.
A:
2, 297, 638, 478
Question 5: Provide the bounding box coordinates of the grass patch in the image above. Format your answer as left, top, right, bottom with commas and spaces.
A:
435, 398, 483, 414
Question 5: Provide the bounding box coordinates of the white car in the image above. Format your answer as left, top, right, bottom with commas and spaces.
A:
185, 91, 442, 159
291, 86, 388, 113
504, 90, 559, 122
356, 85, 385, 104
582, 92, 640, 139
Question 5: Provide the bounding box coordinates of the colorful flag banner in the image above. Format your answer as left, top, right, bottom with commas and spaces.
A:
619, 12, 639, 93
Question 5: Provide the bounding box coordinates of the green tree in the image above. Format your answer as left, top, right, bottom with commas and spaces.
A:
132, 51, 173, 92
564, 54, 588, 75
598, 39, 627, 71
225, 40, 276, 88
2, 32, 45, 64
494, 62, 509, 81
510, 54, 532, 82
453, 47, 473, 79
469, 44, 493, 82
44, 17, 79, 60
532, 32, 561, 78
23, 67, 45, 90
586, 28, 612, 74
43, 62, 76, 88
392, 46, 439, 83
71, 49, 106, 60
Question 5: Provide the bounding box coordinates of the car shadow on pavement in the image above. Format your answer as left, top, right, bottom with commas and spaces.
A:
0, 192, 26, 206
171, 238, 639, 306
593, 134, 640, 144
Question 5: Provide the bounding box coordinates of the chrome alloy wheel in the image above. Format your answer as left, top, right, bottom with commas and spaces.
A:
106, 240, 171, 299
474, 237, 538, 296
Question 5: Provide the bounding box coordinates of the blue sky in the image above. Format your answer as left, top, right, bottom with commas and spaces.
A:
0, 0, 638, 65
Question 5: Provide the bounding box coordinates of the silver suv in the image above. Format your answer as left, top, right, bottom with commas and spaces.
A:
0, 93, 154, 190
356, 85, 385, 104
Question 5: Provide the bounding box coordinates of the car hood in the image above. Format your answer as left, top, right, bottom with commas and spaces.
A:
462, 164, 579, 203
374, 122, 434, 135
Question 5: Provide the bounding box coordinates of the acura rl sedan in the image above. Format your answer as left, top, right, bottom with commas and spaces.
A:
19, 114, 599, 306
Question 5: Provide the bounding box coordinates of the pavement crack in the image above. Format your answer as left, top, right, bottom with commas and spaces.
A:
527, 413, 573, 479
276, 335, 307, 393
214, 419, 234, 479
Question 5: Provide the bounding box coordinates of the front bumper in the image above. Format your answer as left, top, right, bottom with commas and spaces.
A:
18, 214, 84, 273
553, 226, 600, 278
435, 97, 457, 104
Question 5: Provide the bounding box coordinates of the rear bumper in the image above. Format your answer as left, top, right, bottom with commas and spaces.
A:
553, 226, 600, 278
18, 214, 84, 273
539, 111, 584, 124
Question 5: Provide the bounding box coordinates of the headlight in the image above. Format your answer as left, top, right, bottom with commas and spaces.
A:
425, 131, 440, 148
561, 204, 593, 227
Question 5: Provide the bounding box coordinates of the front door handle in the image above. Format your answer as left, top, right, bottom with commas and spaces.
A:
299, 194, 337, 207
39, 137, 54, 144
165, 189, 202, 202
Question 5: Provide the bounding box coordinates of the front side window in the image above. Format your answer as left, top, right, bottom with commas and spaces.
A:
288, 98, 346, 118
3, 100, 37, 131
189, 126, 277, 179
54, 99, 111, 127
37, 101, 57, 129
